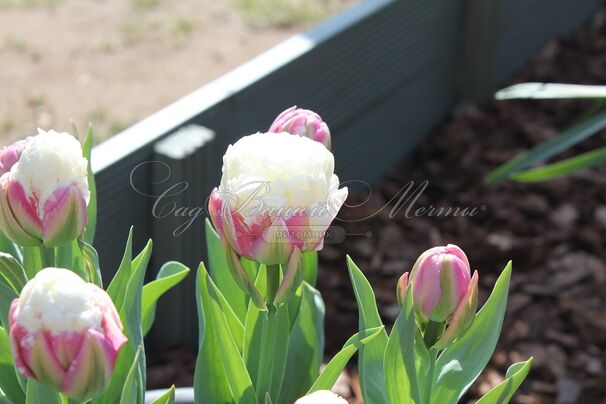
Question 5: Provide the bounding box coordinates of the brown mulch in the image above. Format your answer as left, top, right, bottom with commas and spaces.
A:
318, 8, 606, 404
147, 8, 606, 404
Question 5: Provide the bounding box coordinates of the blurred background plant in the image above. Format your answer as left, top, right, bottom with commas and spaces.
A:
486, 83, 606, 184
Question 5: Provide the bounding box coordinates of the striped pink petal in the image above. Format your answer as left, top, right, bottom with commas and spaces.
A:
60, 330, 113, 400
0, 179, 42, 245
434, 270, 479, 349
41, 184, 87, 246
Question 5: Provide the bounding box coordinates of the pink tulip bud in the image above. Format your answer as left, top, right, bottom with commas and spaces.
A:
9, 268, 127, 401
0, 130, 89, 247
295, 390, 348, 404
269, 106, 331, 150
209, 132, 347, 265
408, 244, 479, 347
0, 137, 32, 175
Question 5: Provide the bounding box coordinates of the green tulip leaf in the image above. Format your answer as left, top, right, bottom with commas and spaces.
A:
0, 282, 17, 330
83, 125, 97, 245
485, 109, 606, 184
194, 263, 257, 404
346, 256, 389, 404
476, 358, 533, 404
496, 83, 606, 100
107, 227, 134, 311
384, 288, 423, 404
0, 253, 27, 294
0, 326, 25, 403
93, 237, 152, 404
79, 240, 103, 287
120, 347, 143, 404
0, 232, 22, 263
307, 326, 384, 394
149, 386, 176, 404
431, 262, 512, 404
278, 283, 324, 404
205, 219, 248, 322
510, 146, 606, 183
141, 261, 190, 336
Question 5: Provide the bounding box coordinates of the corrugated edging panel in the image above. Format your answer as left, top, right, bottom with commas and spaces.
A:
494, 0, 603, 83
462, 0, 603, 99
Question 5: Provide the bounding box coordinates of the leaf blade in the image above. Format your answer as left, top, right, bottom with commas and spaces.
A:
346, 256, 389, 404
511, 146, 606, 183
476, 358, 533, 404
306, 326, 384, 394
431, 262, 512, 404
485, 110, 606, 183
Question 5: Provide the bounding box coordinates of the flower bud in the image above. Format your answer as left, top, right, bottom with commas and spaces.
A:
0, 137, 32, 175
295, 390, 348, 404
9, 268, 126, 401
0, 129, 89, 247
208, 132, 347, 265
408, 244, 478, 348
269, 106, 331, 149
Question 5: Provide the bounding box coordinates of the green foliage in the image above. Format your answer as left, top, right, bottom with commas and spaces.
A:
510, 146, 606, 182
307, 326, 384, 393
141, 261, 190, 336
430, 262, 512, 403
346, 255, 389, 404
487, 83, 606, 183
476, 358, 533, 404
384, 289, 422, 404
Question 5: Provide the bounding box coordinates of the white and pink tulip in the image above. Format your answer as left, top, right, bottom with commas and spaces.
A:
269, 106, 332, 150
9, 267, 126, 400
0, 129, 89, 247
209, 132, 348, 266
295, 390, 348, 403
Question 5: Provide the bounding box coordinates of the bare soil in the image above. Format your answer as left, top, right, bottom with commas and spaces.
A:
0, 0, 354, 144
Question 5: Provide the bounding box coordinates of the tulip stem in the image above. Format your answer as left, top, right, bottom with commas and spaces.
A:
256, 267, 280, 402
266, 264, 280, 307
424, 347, 439, 404
38, 245, 56, 269
423, 321, 444, 348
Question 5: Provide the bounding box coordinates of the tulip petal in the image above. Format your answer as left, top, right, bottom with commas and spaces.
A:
226, 245, 267, 310
434, 270, 479, 349
258, 216, 292, 265
396, 272, 409, 307
274, 247, 303, 304
430, 255, 471, 322
61, 330, 112, 401
21, 332, 66, 388
8, 300, 35, 379
99, 302, 127, 368
0, 180, 41, 245
446, 244, 470, 270
208, 187, 225, 239
6, 180, 42, 237
48, 331, 85, 370
42, 184, 87, 246
411, 254, 442, 322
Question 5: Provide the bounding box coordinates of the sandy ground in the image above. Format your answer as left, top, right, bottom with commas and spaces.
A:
0, 0, 354, 144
